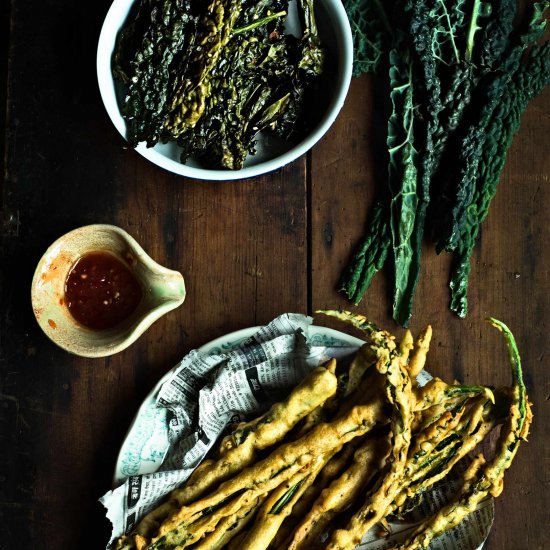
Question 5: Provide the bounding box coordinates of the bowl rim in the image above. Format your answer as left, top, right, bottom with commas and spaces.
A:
96, 0, 353, 181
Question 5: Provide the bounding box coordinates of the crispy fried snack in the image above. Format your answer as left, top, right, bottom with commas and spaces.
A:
239, 453, 332, 550
391, 395, 500, 518
407, 325, 432, 380
191, 496, 264, 550
269, 435, 368, 549
114, 313, 531, 550
287, 433, 389, 550
391, 318, 532, 549
325, 336, 414, 549
129, 364, 338, 543
150, 387, 387, 548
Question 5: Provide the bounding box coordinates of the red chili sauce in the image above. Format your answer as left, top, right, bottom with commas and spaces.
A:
65, 251, 143, 330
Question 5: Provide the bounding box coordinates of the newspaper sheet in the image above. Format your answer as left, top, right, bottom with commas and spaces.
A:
100, 313, 492, 549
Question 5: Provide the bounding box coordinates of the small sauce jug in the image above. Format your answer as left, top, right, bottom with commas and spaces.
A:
31, 224, 186, 357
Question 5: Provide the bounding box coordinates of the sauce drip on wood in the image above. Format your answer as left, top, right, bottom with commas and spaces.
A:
65, 251, 142, 330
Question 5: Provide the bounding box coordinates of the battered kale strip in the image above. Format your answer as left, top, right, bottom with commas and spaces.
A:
286, 434, 389, 549
390, 394, 500, 520
324, 314, 415, 550
148, 401, 386, 549
392, 318, 532, 550
191, 496, 264, 550
113, 314, 532, 550
127, 366, 338, 545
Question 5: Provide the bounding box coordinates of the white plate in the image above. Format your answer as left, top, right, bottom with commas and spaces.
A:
97, 0, 353, 180
114, 325, 491, 549
114, 325, 363, 483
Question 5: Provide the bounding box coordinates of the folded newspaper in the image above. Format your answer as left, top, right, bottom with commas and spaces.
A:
101, 313, 493, 549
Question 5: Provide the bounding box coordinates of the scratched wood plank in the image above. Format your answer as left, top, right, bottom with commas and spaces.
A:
311, 66, 550, 550
0, 1, 7, 187
1, 1, 549, 550
0, 2, 307, 549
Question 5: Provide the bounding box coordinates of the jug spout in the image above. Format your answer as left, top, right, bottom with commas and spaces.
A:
147, 269, 186, 307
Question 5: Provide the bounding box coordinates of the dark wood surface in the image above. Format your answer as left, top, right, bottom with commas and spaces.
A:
0, 1, 548, 549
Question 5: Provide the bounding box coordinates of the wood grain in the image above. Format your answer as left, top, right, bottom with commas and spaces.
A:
0, 2, 307, 549
1, 1, 549, 549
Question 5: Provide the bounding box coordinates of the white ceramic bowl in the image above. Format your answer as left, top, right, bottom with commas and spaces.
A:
97, 0, 353, 180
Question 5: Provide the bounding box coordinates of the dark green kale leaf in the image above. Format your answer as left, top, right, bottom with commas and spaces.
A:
338, 0, 395, 305
113, 0, 157, 83
297, 0, 325, 76
113, 0, 324, 169
478, 0, 517, 69
342, 0, 393, 76
450, 40, 550, 316
175, 0, 323, 169
387, 40, 419, 327
340, 201, 391, 304
177, 36, 289, 169
392, 0, 476, 326
118, 0, 200, 147
435, 1, 549, 253
427, 1, 502, 247
432, 0, 489, 148
163, 0, 245, 139
339, 0, 549, 323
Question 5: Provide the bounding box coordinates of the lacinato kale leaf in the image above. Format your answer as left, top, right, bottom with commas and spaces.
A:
342, 0, 393, 76
435, 1, 549, 253
478, 0, 517, 69
340, 0, 549, 323
177, 33, 306, 169
340, 201, 391, 304
119, 0, 200, 147
450, 40, 550, 316
387, 39, 418, 327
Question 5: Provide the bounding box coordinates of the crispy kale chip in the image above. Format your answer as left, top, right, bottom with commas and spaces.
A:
112, 0, 325, 169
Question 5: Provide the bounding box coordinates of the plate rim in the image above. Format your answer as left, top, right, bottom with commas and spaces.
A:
113, 324, 364, 483
112, 323, 491, 550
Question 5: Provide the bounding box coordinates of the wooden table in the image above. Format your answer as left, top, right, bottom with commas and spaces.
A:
0, 1, 548, 549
